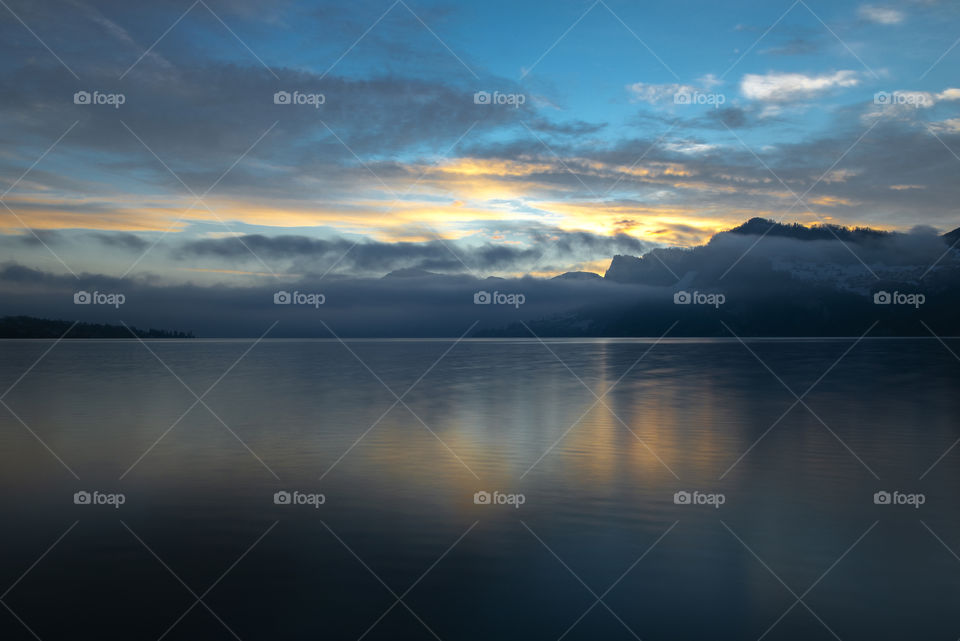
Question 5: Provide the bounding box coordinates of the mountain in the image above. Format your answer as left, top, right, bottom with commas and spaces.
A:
482, 218, 960, 337
381, 268, 504, 281
382, 268, 443, 279
604, 250, 689, 285
0, 316, 195, 338
723, 217, 891, 243
604, 218, 960, 292
552, 271, 602, 281
944, 226, 960, 247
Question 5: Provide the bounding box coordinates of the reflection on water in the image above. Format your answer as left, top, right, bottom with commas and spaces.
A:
1, 338, 959, 639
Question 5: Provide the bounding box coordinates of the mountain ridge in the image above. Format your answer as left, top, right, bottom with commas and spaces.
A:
481, 217, 960, 337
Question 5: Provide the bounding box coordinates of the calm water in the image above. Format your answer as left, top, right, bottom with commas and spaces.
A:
1, 338, 959, 640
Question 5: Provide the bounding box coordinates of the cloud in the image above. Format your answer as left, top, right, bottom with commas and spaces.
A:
174, 226, 654, 278
937, 88, 960, 101
527, 118, 607, 136
876, 88, 960, 108
863, 87, 960, 125
89, 232, 150, 251
662, 141, 718, 155
3, 224, 958, 337
859, 4, 906, 24
698, 74, 723, 89
0, 261, 650, 338
1, 0, 957, 277
627, 82, 697, 104
930, 118, 960, 134
687, 105, 774, 129
6, 106, 960, 264
761, 36, 822, 56
741, 71, 860, 102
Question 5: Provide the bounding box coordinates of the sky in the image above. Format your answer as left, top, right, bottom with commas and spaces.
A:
1, 0, 960, 284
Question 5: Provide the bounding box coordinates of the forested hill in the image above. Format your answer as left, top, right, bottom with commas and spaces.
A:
0, 316, 195, 338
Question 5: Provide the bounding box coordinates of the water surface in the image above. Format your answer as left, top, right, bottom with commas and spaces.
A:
1, 338, 959, 640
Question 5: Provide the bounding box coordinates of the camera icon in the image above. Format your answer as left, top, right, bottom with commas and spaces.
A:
673, 491, 691, 505
274, 491, 291, 505
873, 291, 891, 305
473, 91, 491, 105
274, 290, 291, 304
74, 490, 91, 505
674, 92, 691, 105
473, 491, 491, 505
74, 290, 92, 304
874, 91, 891, 105
473, 290, 492, 305
273, 91, 291, 105
873, 491, 891, 505
73, 91, 91, 105
673, 291, 691, 304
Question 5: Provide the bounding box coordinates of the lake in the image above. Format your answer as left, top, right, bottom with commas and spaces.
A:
1, 338, 959, 640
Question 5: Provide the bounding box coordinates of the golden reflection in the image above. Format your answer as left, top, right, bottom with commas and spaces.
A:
558, 371, 729, 484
